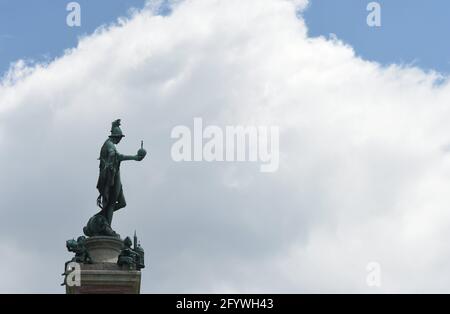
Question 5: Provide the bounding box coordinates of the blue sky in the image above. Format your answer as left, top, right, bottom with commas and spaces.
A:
303, 0, 450, 74
0, 0, 148, 74
0, 0, 449, 76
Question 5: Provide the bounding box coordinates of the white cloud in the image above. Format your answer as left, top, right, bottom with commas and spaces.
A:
1, 0, 450, 293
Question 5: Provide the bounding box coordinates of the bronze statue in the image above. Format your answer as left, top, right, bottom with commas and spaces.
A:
62, 236, 92, 285
118, 237, 138, 270
65, 236, 92, 264
117, 232, 145, 270
84, 119, 147, 237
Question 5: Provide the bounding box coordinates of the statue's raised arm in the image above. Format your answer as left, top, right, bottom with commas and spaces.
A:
118, 141, 147, 162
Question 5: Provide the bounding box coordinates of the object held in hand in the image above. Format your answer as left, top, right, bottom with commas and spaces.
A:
137, 140, 147, 160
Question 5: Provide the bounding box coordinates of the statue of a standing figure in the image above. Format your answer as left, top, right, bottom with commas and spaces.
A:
84, 119, 147, 238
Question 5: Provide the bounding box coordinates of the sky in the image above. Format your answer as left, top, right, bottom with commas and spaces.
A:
304, 0, 450, 74
2, 0, 450, 293
2, 0, 450, 76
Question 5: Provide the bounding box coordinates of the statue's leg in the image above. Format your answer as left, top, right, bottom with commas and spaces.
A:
106, 182, 122, 226
105, 188, 117, 225
105, 203, 115, 226
114, 188, 126, 212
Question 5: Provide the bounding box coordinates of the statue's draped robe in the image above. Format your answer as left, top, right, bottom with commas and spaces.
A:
96, 139, 124, 211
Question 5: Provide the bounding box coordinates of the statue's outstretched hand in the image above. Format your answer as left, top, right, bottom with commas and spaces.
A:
137, 140, 147, 161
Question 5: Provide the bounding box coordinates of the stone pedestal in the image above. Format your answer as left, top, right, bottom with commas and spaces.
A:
85, 236, 123, 263
65, 263, 141, 294
65, 236, 142, 294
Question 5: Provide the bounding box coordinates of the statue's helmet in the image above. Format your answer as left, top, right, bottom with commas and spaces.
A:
109, 119, 125, 138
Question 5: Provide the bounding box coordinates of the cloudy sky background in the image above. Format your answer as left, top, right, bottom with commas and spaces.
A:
2, 0, 450, 293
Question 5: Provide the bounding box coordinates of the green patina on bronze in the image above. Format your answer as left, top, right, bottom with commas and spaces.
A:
118, 232, 145, 270
83, 119, 147, 238
63, 121, 147, 288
